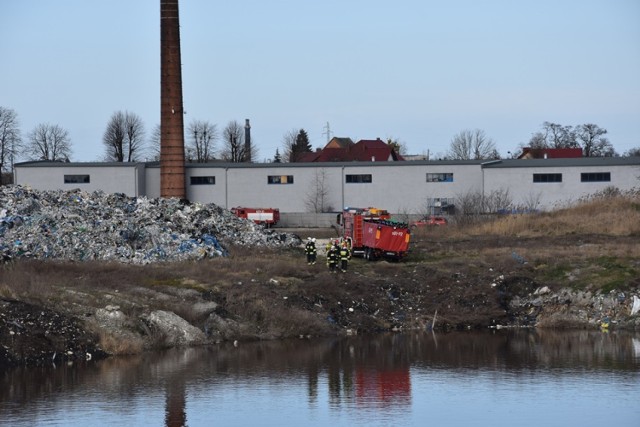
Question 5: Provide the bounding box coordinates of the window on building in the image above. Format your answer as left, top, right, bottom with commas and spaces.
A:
190, 176, 215, 185
581, 172, 611, 182
533, 173, 562, 183
268, 175, 294, 184
426, 173, 453, 182
345, 174, 372, 183
64, 174, 90, 184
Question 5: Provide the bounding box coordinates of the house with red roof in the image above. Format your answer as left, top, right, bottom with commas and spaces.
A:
299, 137, 404, 162
518, 147, 583, 159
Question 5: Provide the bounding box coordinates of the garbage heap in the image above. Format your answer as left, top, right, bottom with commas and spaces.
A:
0, 185, 300, 264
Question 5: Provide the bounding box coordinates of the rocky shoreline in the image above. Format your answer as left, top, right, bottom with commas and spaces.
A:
2, 257, 638, 367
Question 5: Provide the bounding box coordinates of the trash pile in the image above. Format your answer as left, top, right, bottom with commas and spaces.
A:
0, 185, 301, 264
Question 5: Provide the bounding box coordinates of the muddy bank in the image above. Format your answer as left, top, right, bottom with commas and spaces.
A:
1, 250, 638, 367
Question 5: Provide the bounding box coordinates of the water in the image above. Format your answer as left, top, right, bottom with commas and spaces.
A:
1, 330, 639, 427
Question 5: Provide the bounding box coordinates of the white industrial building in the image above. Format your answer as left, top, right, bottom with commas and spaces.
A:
13, 157, 640, 222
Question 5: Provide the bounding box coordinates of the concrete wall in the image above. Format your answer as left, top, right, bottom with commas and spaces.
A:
13, 163, 146, 197
278, 212, 340, 228
483, 161, 640, 209
14, 159, 640, 216
178, 161, 485, 214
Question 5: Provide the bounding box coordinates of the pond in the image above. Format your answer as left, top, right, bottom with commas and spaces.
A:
1, 329, 639, 426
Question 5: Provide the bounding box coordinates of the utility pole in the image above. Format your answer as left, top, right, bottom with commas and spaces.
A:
322, 122, 332, 144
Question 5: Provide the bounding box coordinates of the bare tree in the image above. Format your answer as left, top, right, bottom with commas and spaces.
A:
103, 111, 146, 162
187, 120, 217, 162
543, 122, 577, 148
0, 107, 21, 173
527, 132, 548, 149
624, 147, 640, 157
25, 123, 72, 161
519, 191, 542, 212
305, 169, 333, 213
527, 122, 577, 149
220, 120, 247, 162
148, 123, 161, 161
575, 124, 615, 157
484, 188, 513, 213
448, 129, 499, 160
281, 128, 298, 163
453, 190, 485, 226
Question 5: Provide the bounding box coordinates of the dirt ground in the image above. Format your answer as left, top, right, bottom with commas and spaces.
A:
1, 227, 639, 367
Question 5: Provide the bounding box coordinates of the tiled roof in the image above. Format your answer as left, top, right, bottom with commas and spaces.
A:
296, 138, 404, 162
519, 148, 583, 159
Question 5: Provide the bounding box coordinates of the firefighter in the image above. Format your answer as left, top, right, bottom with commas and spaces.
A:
327, 243, 339, 273
339, 242, 351, 272
305, 237, 317, 265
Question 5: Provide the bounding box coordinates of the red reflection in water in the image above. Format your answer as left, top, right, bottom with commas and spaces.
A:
355, 368, 411, 407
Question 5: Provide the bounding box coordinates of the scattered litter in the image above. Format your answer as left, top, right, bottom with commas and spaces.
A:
511, 251, 527, 264
0, 185, 301, 264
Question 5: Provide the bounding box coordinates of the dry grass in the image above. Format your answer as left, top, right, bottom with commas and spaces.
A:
407, 193, 640, 294
445, 194, 640, 238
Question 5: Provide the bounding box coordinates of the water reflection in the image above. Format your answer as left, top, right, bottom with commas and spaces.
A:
1, 329, 639, 426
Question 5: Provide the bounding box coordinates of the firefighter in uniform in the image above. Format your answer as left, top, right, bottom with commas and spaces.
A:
339, 242, 351, 272
305, 237, 317, 265
327, 243, 339, 272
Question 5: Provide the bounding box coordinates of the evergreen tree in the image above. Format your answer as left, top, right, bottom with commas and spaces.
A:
273, 148, 282, 163
290, 129, 312, 162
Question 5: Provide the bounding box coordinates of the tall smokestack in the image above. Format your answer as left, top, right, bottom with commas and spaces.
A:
244, 119, 251, 162
160, 0, 186, 198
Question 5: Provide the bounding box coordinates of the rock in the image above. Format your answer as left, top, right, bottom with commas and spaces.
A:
203, 313, 243, 341
140, 310, 206, 346
535, 286, 551, 295
95, 307, 127, 327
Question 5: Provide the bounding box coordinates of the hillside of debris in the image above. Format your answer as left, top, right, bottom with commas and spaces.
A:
0, 186, 300, 263
1, 186, 639, 367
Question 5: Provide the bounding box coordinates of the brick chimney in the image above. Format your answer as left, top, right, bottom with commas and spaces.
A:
160, 0, 186, 199
244, 119, 251, 162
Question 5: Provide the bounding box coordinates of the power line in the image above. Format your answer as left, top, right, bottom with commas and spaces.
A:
322, 122, 332, 143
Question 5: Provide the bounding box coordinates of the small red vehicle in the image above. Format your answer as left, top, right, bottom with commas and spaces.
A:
410, 216, 447, 227
338, 207, 410, 261
231, 207, 280, 227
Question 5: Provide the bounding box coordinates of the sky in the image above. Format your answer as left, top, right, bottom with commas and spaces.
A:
2, 0, 639, 162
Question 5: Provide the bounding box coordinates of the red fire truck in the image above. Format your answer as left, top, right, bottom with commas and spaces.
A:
231, 207, 280, 227
337, 207, 410, 260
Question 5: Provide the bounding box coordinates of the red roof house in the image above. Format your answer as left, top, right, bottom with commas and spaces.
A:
518, 147, 583, 159
298, 137, 404, 162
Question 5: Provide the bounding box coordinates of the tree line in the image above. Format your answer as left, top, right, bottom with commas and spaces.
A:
445, 122, 639, 160
1, 105, 639, 177
0, 107, 260, 172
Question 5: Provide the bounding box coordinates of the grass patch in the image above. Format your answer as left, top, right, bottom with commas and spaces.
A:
444, 193, 640, 238
593, 256, 638, 293
143, 277, 208, 292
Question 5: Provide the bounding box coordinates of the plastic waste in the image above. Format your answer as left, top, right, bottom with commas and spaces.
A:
0, 185, 300, 264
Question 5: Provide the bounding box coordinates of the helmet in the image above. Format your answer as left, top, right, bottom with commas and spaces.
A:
307, 237, 312, 241
312, 238, 316, 242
